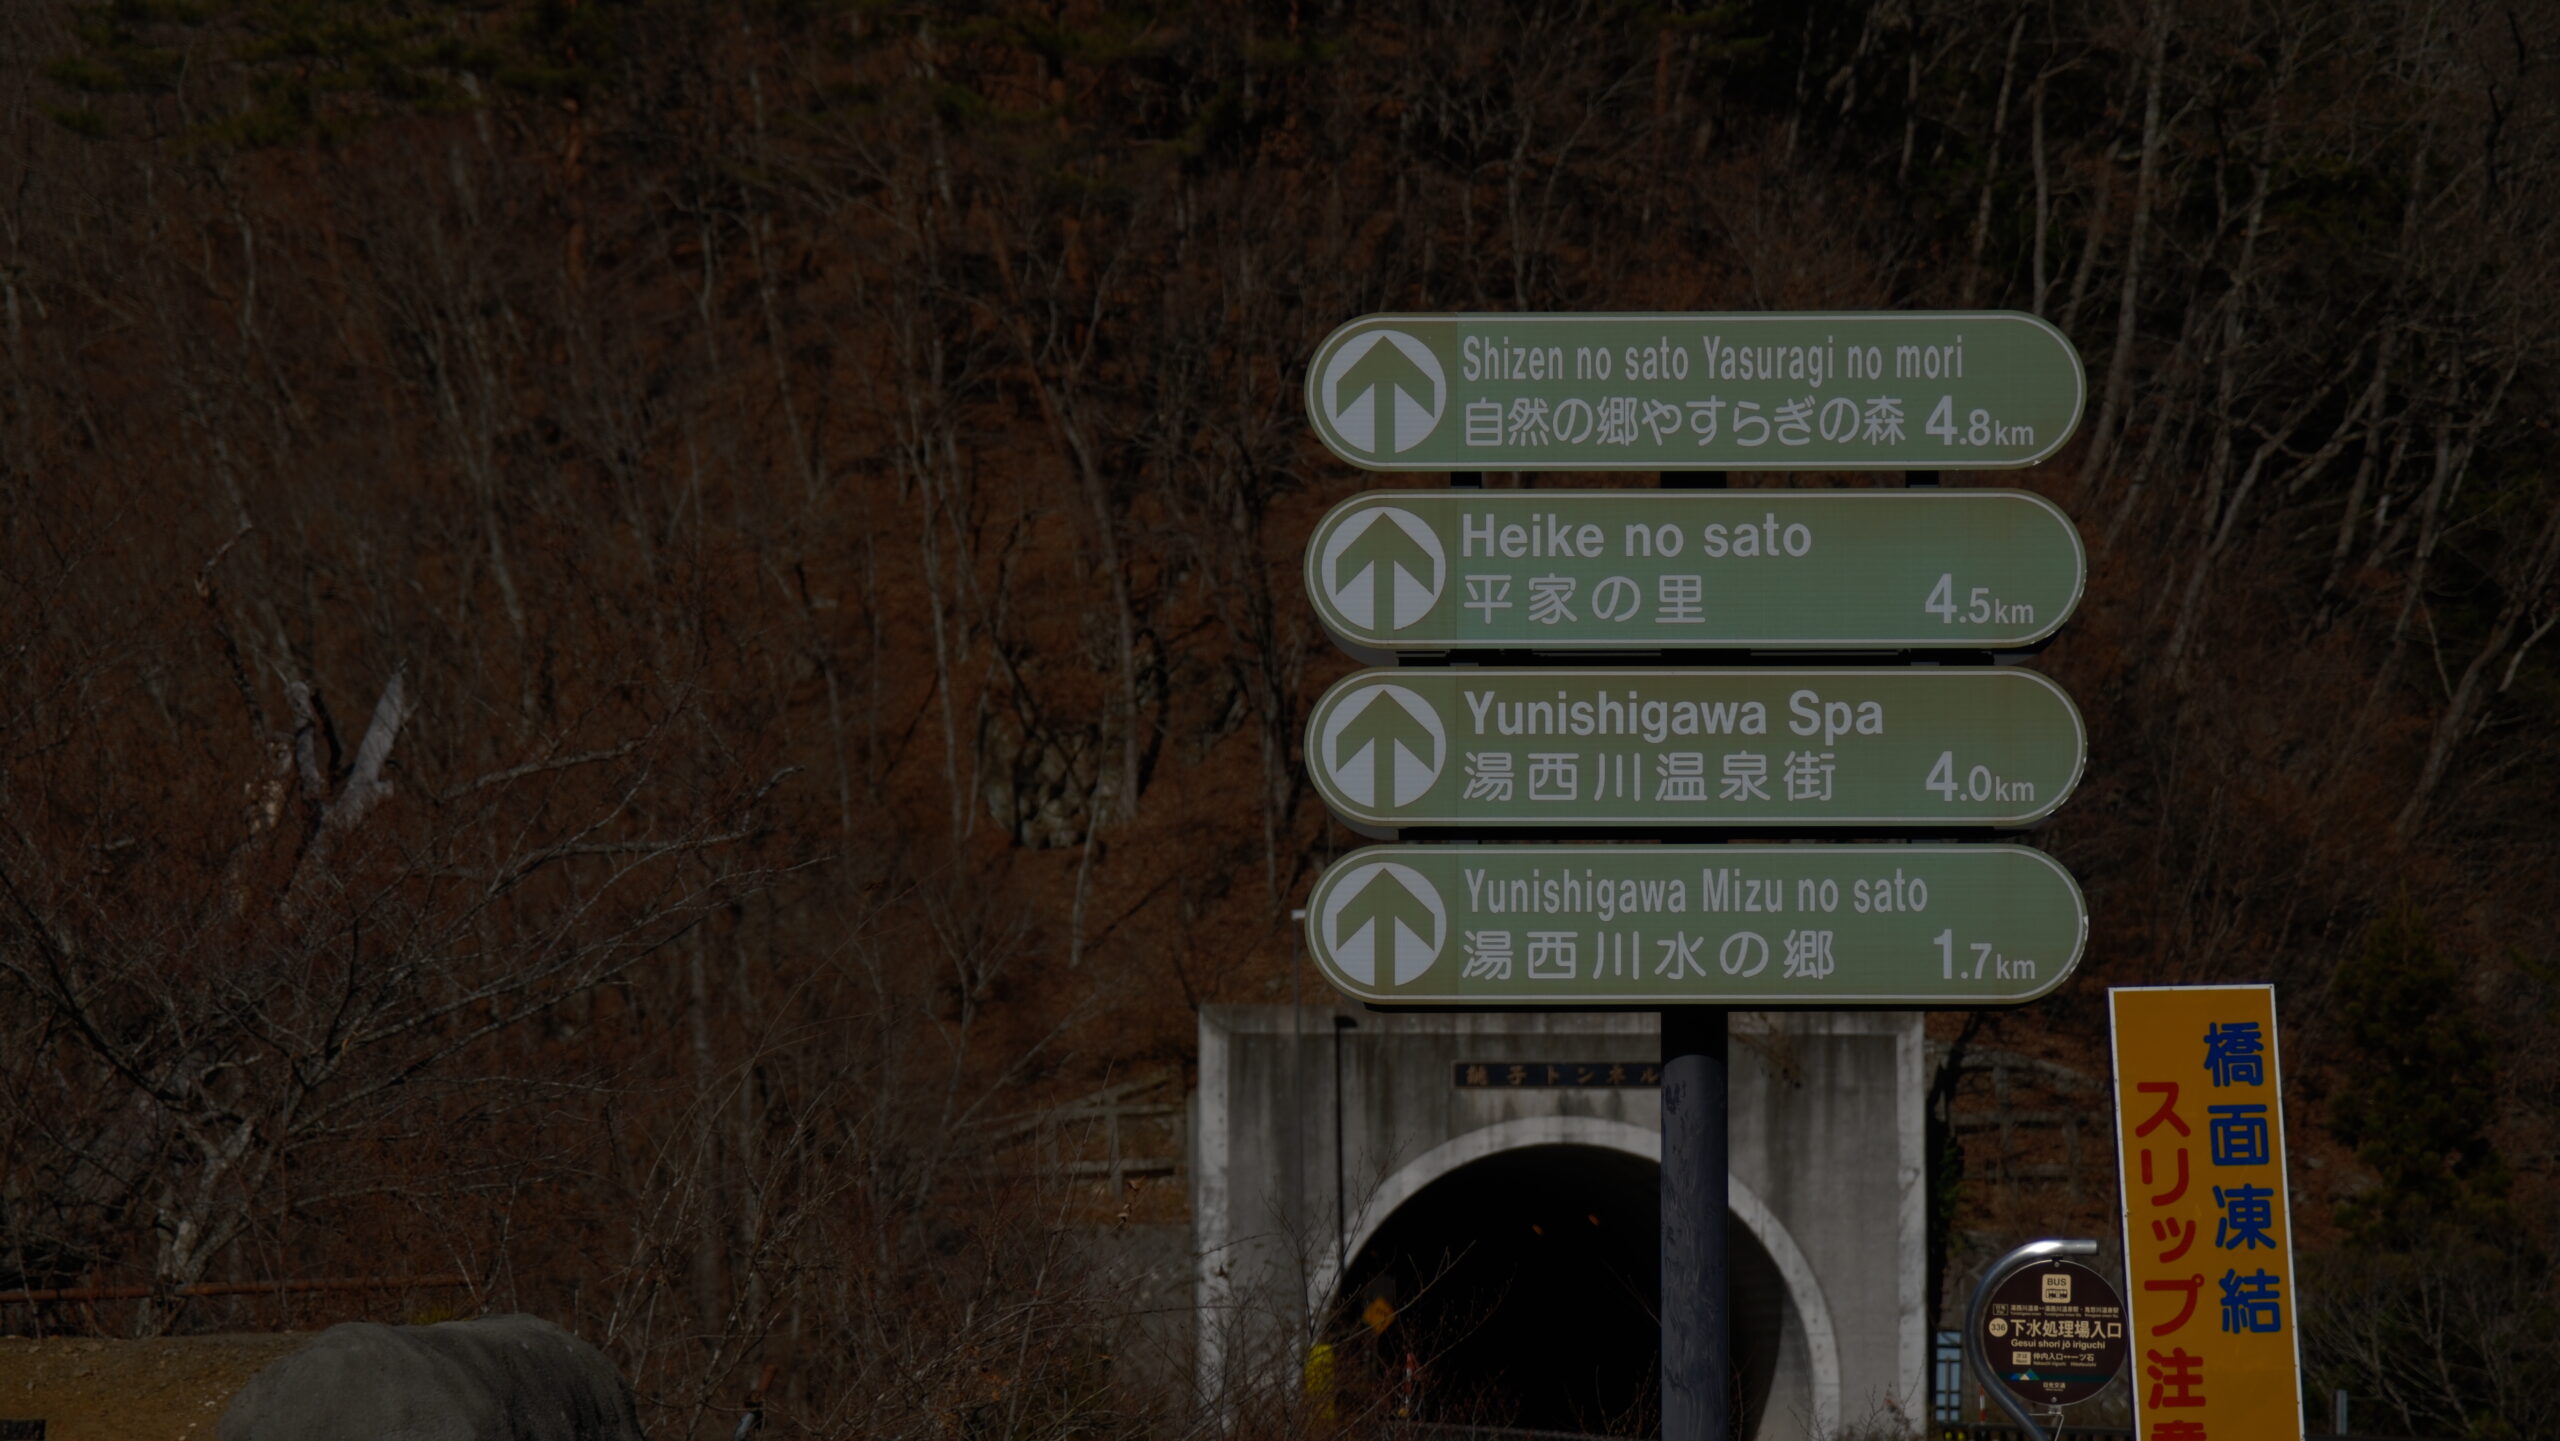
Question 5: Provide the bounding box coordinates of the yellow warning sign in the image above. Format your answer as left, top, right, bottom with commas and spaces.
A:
2109, 985, 2304, 1441
1362, 1296, 1397, 1334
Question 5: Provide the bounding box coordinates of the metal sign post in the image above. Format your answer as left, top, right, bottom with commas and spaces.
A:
1661, 1005, 1730, 1441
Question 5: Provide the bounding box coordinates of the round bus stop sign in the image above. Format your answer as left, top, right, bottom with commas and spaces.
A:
1977, 1258, 2129, 1407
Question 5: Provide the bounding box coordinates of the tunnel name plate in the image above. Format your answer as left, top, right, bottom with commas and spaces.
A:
1305, 489, 2084, 654
1306, 666, 2084, 831
1452, 1061, 1662, 1088
1305, 843, 2085, 1007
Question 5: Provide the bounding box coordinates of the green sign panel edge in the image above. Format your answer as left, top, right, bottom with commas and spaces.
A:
1301, 488, 2088, 652
1304, 666, 2088, 831
1302, 842, 2089, 1008
1303, 310, 2088, 472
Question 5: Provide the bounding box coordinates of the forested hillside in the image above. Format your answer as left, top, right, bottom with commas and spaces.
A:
1, 1, 2555, 1435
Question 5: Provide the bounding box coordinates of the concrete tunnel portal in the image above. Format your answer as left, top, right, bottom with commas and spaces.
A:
1194, 1009, 1919, 1440
1327, 1142, 1802, 1437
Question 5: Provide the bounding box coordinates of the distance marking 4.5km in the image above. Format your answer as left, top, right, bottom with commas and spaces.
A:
1304, 488, 2085, 654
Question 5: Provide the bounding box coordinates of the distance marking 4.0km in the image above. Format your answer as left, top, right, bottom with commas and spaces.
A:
1304, 666, 2087, 832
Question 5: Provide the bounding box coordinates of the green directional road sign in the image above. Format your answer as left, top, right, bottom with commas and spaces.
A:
1305, 843, 2086, 1007
1305, 312, 2083, 471
1305, 667, 2083, 831
1305, 489, 2084, 654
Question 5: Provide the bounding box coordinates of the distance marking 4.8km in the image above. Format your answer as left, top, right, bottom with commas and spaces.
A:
1304, 312, 2086, 471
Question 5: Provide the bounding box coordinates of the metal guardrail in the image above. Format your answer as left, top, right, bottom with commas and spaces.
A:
1404, 1425, 1635, 1441
1933, 1426, 2131, 1440
979, 1073, 1184, 1187
0, 1273, 470, 1307
1937, 1429, 2437, 1441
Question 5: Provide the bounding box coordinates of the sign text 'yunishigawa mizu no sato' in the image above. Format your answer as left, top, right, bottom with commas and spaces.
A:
1306, 666, 2084, 832
1304, 312, 2084, 471
1304, 843, 2086, 1007
1305, 489, 2085, 653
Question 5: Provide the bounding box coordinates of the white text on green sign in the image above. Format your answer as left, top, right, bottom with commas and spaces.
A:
1305, 844, 2086, 1007
1305, 312, 2085, 471
1305, 489, 2084, 652
1306, 667, 2083, 831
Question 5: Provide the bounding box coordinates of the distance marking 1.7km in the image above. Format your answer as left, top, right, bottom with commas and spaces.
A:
1304, 667, 2085, 833
1304, 488, 2085, 654
1304, 843, 2087, 1007
1304, 312, 2085, 471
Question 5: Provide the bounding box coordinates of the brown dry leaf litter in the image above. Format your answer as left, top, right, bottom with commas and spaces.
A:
0, 1334, 306, 1441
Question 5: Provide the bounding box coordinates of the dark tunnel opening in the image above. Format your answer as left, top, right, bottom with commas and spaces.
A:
1330, 1144, 1793, 1438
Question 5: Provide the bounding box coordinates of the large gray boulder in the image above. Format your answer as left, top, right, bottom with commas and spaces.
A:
218, 1314, 645, 1441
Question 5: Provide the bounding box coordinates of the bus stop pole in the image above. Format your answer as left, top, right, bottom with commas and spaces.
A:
1963, 1238, 2100, 1441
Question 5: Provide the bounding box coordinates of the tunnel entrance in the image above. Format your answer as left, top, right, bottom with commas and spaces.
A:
1331, 1143, 1799, 1438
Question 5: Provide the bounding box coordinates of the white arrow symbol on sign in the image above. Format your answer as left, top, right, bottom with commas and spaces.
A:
1322, 329, 1447, 454
1320, 506, 1445, 632
1320, 683, 1445, 809
1321, 861, 1446, 986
